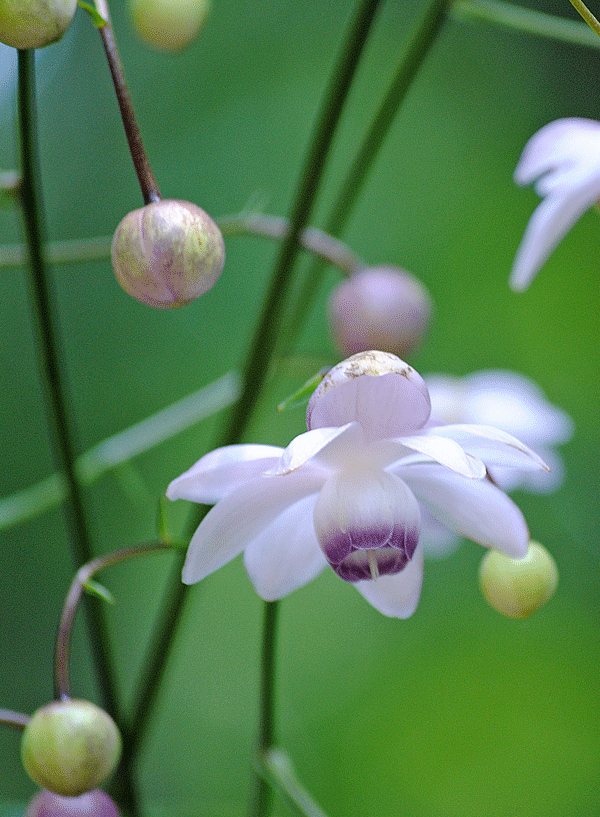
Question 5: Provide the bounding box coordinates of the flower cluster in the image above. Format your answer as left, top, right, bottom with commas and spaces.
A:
168, 351, 548, 617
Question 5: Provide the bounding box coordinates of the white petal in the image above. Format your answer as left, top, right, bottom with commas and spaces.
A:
426, 424, 549, 472
514, 118, 600, 187
313, 467, 420, 582
354, 545, 424, 618
243, 495, 327, 600
419, 507, 462, 559
181, 469, 324, 584
390, 433, 485, 478
267, 423, 361, 475
167, 444, 283, 503
490, 448, 566, 494
401, 464, 529, 557
307, 352, 431, 440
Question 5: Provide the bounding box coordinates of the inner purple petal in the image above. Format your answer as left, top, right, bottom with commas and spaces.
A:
321, 523, 419, 583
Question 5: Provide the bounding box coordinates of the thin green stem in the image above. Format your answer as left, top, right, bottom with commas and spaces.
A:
568, 0, 600, 38
222, 0, 384, 448
284, 0, 449, 349
251, 601, 279, 817
17, 50, 138, 817
453, 0, 600, 47
260, 748, 330, 817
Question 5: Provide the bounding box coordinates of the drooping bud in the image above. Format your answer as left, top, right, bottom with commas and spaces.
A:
479, 540, 558, 619
306, 350, 431, 440
0, 0, 77, 49
111, 199, 225, 308
25, 789, 120, 817
328, 266, 432, 359
21, 700, 122, 797
130, 0, 211, 51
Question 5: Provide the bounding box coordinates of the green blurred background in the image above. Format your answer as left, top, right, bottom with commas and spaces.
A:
0, 1, 599, 815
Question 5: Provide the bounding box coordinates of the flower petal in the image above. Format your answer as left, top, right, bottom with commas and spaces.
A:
401, 464, 529, 557
243, 495, 327, 600
307, 351, 431, 440
267, 423, 361, 475
389, 434, 485, 478
354, 545, 424, 618
426, 424, 549, 472
167, 444, 283, 503
313, 467, 420, 582
181, 469, 325, 584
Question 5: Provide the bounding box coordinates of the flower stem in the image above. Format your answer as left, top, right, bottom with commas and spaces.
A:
17, 49, 138, 816
568, 0, 600, 39
260, 748, 330, 817
250, 601, 279, 817
93, 0, 161, 204
283, 0, 449, 349
0, 709, 30, 731
221, 0, 385, 448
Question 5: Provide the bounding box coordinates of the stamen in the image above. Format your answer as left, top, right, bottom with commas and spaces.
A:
367, 551, 379, 581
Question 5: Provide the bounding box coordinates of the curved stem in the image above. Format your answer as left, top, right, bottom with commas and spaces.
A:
250, 601, 279, 817
94, 0, 161, 203
17, 50, 138, 814
568, 0, 600, 38
283, 0, 449, 349
0, 709, 30, 731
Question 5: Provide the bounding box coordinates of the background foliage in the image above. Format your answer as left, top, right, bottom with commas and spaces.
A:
0, 1, 599, 815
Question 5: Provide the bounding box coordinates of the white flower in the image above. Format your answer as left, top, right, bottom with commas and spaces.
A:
511, 117, 600, 291
423, 370, 573, 558
167, 352, 548, 618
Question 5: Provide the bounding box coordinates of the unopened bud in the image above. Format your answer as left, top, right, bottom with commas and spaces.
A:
21, 700, 122, 797
479, 540, 558, 619
25, 789, 120, 817
111, 199, 225, 308
0, 0, 77, 49
130, 0, 211, 51
328, 266, 432, 358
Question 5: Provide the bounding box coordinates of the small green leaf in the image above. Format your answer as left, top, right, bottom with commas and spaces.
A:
77, 1, 108, 27
83, 580, 116, 604
277, 368, 330, 412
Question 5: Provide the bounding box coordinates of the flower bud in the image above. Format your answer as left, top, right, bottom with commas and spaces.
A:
111, 199, 225, 308
21, 700, 122, 797
0, 0, 77, 49
25, 789, 120, 817
130, 0, 211, 51
479, 540, 558, 619
328, 266, 432, 358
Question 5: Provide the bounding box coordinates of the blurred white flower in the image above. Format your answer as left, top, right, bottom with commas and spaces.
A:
511, 117, 600, 291
168, 352, 547, 617
423, 370, 573, 558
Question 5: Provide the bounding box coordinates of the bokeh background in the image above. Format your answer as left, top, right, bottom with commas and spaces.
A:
0, 1, 599, 815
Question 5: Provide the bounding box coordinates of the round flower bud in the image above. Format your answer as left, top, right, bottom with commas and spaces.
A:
25, 789, 120, 817
130, 0, 211, 51
0, 0, 77, 49
479, 540, 558, 619
111, 199, 225, 308
328, 266, 432, 359
21, 700, 122, 797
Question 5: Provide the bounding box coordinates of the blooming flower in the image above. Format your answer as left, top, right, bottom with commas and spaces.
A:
511, 117, 600, 291
422, 369, 572, 557
167, 352, 548, 618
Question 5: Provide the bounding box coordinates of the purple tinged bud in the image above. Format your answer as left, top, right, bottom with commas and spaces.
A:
0, 0, 77, 49
111, 199, 225, 308
21, 700, 122, 797
25, 790, 120, 817
328, 265, 432, 358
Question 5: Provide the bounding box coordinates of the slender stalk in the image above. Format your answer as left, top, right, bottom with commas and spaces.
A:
568, 0, 600, 38
94, 0, 161, 203
250, 601, 279, 817
17, 50, 138, 816
118, 0, 384, 795
260, 748, 330, 817
283, 0, 449, 349
0, 709, 30, 731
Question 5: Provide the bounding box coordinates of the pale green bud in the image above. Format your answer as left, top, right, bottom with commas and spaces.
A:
479, 540, 558, 619
130, 0, 211, 51
21, 700, 122, 797
111, 198, 225, 308
0, 0, 77, 49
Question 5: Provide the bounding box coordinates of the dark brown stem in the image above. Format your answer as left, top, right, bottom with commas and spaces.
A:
94, 0, 161, 204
